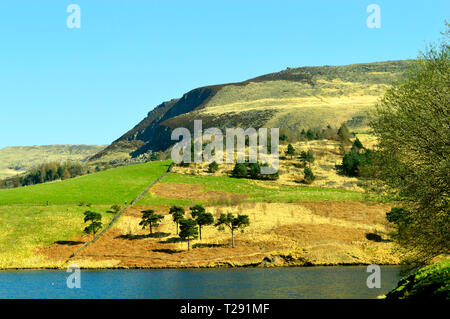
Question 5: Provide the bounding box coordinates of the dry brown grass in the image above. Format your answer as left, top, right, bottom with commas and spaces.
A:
40, 201, 399, 268
171, 139, 363, 191
150, 183, 248, 203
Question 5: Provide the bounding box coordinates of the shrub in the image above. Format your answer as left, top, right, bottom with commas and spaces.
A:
351, 138, 364, 152
341, 149, 374, 177
337, 123, 352, 144
303, 167, 315, 184
232, 162, 279, 180
110, 204, 121, 214
300, 150, 315, 164
232, 163, 248, 178
300, 128, 324, 141
248, 162, 261, 179
260, 163, 279, 180
208, 161, 219, 173
285, 144, 296, 158
149, 153, 158, 161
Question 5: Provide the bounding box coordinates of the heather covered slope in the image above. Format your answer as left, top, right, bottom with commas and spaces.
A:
91, 60, 410, 161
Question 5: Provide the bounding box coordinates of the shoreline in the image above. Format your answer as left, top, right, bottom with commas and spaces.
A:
0, 260, 402, 271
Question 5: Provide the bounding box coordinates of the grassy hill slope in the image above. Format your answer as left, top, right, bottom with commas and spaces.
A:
0, 144, 106, 179
0, 157, 399, 269
0, 160, 171, 205
137, 172, 371, 207
54, 171, 398, 269
92, 60, 411, 160
0, 160, 170, 268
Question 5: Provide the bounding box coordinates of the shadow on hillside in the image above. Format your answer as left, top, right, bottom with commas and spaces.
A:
55, 240, 84, 246
116, 234, 149, 240
152, 248, 183, 254
293, 162, 306, 168
149, 232, 170, 238
334, 164, 347, 176
159, 237, 184, 244
365, 233, 392, 243
117, 232, 170, 240
192, 243, 227, 249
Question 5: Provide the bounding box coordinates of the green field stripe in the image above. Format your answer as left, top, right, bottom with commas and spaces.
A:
0, 160, 172, 205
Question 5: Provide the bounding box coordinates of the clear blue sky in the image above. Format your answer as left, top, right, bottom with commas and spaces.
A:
0, 0, 448, 148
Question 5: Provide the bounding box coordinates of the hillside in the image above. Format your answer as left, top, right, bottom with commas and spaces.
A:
0, 161, 170, 268
91, 60, 411, 161
0, 160, 171, 205
0, 145, 106, 179
0, 61, 411, 270
0, 159, 400, 269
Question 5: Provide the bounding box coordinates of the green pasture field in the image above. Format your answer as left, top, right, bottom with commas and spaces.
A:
0, 160, 171, 205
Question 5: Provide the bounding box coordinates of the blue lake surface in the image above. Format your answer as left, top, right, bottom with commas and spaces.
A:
0, 266, 401, 299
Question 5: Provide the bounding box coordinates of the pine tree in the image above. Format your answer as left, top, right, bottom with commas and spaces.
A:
139, 209, 164, 235
179, 218, 198, 250
215, 213, 250, 248
285, 144, 295, 158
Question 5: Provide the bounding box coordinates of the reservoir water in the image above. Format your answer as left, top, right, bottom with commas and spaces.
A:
0, 266, 401, 299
